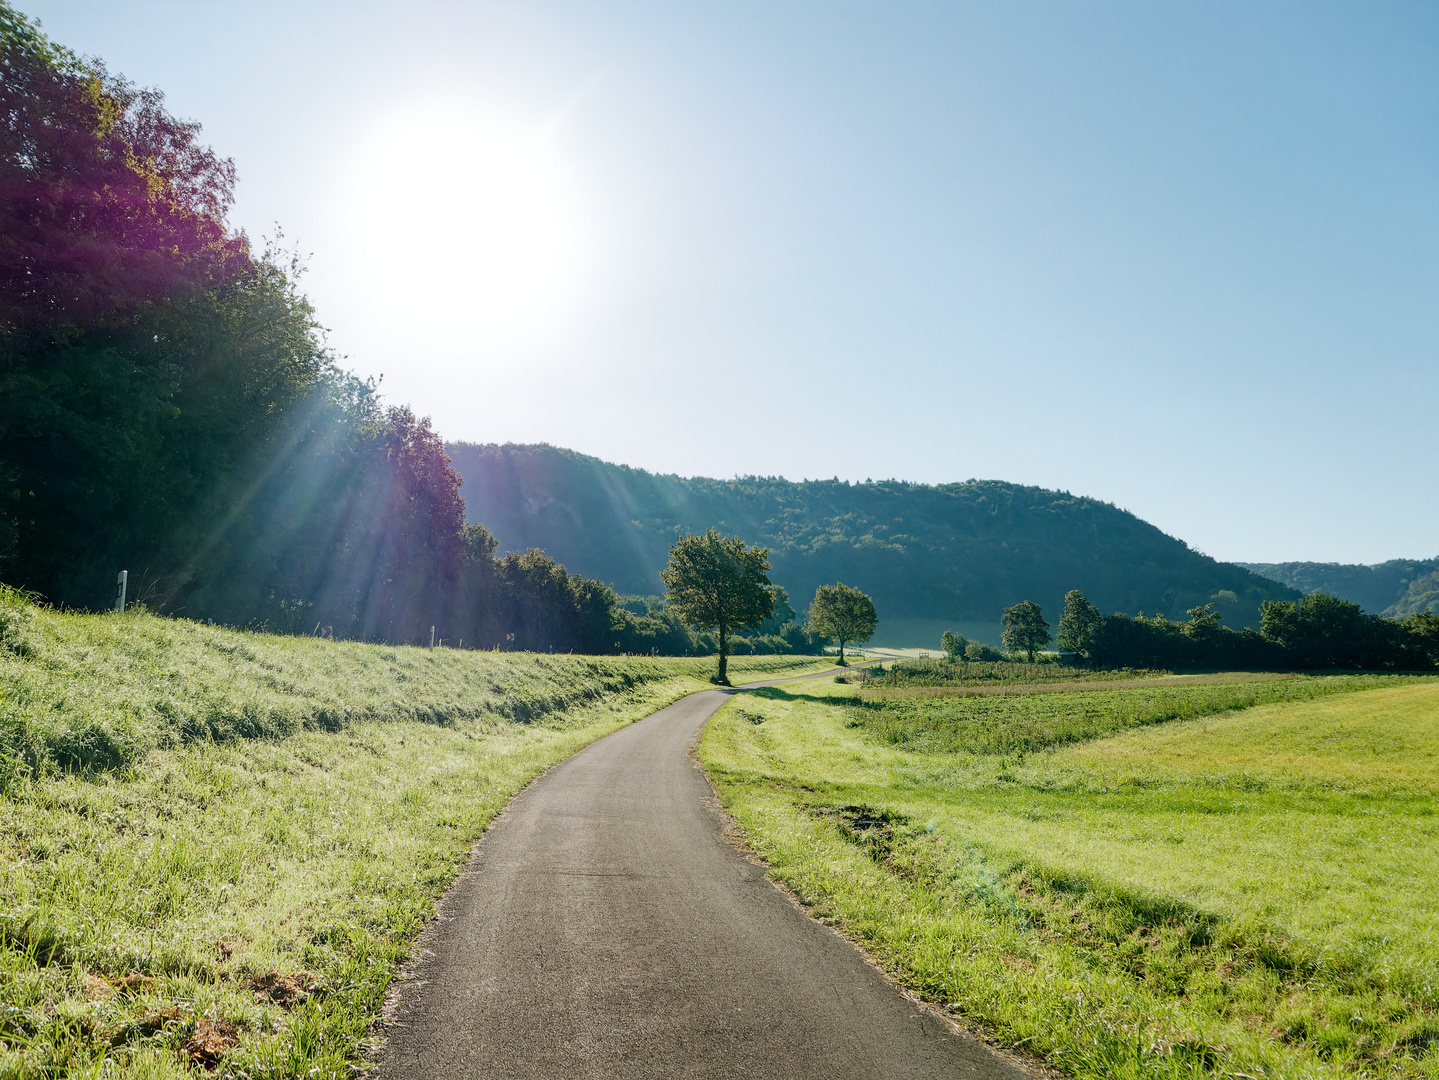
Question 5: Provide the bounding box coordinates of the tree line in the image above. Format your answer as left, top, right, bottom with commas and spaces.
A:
0, 11, 703, 654
946, 592, 1439, 671
0, 7, 886, 666
0, 5, 468, 642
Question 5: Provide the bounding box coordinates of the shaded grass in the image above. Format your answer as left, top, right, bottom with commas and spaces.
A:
700, 676, 1439, 1079
0, 592, 828, 1077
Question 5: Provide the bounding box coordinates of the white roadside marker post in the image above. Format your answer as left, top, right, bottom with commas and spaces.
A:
429, 625, 436, 651
115, 570, 128, 613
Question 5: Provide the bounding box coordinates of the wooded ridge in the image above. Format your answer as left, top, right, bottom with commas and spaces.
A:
447, 442, 1298, 630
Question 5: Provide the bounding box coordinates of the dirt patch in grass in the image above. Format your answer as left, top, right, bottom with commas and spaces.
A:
184, 1017, 241, 1069
251, 970, 319, 1009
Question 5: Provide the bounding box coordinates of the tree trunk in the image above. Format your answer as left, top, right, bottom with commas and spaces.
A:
838, 638, 846, 665
717, 621, 729, 684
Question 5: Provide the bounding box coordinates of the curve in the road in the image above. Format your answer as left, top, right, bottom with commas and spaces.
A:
379, 672, 1031, 1079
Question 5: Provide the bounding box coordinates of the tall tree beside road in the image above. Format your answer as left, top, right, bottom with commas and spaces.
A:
807, 582, 877, 665
660, 528, 775, 684
1001, 599, 1051, 661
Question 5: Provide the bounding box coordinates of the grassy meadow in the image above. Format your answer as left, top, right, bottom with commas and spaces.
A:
700, 672, 1439, 1080
0, 589, 826, 1078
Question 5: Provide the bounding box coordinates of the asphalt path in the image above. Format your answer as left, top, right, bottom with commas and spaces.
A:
379, 669, 1030, 1079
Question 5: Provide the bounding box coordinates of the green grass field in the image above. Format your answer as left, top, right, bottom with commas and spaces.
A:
700, 674, 1439, 1080
0, 590, 827, 1078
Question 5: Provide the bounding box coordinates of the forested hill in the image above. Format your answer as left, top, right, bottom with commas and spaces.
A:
446, 443, 1296, 633
1242, 560, 1439, 617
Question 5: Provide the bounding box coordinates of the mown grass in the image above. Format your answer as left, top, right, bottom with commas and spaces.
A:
701, 675, 1439, 1080
0, 591, 827, 1077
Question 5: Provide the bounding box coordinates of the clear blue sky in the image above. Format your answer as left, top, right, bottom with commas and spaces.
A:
23, 1, 1439, 564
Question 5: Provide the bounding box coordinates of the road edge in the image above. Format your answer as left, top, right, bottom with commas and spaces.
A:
690, 694, 1062, 1080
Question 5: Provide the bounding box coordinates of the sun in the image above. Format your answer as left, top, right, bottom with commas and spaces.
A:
344, 103, 583, 347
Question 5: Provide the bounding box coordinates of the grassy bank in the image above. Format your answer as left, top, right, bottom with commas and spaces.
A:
0, 591, 826, 1077
700, 674, 1439, 1079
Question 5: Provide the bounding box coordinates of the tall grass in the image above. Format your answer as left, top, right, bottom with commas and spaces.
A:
0, 585, 814, 786
855, 657, 1166, 688
852, 673, 1417, 755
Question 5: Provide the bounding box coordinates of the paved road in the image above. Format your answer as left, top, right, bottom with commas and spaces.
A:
379, 674, 1029, 1079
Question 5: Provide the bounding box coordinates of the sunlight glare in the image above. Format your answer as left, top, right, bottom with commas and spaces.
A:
345, 104, 583, 347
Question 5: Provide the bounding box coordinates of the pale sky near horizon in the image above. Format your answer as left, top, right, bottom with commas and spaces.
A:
22, 1, 1439, 565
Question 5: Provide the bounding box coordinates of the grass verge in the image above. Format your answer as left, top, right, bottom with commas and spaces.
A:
0, 591, 827, 1077
700, 675, 1439, 1080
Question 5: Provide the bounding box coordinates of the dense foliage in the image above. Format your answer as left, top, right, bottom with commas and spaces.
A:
445, 443, 1300, 630
1000, 599, 1051, 661
660, 528, 776, 682
615, 590, 819, 657
1047, 590, 1439, 671
939, 630, 1005, 661
805, 582, 877, 664
1244, 558, 1439, 617
0, 5, 474, 642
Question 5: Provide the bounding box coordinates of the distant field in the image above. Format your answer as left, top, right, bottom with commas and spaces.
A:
701, 673, 1439, 1080
852, 672, 1415, 754
0, 589, 827, 1077
853, 656, 1174, 689
868, 617, 1005, 650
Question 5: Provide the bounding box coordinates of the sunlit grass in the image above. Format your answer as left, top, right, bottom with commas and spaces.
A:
0, 592, 827, 1077
0, 585, 821, 780
1062, 681, 1439, 790
850, 673, 1416, 754
701, 676, 1439, 1079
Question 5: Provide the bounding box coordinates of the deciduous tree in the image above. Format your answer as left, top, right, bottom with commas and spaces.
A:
1001, 599, 1051, 661
660, 528, 775, 684
1056, 590, 1102, 660
807, 582, 877, 666
1184, 603, 1223, 641
941, 630, 964, 659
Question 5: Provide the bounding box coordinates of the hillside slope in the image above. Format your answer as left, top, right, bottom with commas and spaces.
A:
1242, 559, 1439, 617
446, 443, 1295, 640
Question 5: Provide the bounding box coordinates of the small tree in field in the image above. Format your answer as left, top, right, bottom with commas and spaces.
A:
807, 583, 878, 665
660, 528, 775, 685
941, 630, 964, 659
1001, 600, 1051, 662
1056, 590, 1103, 663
